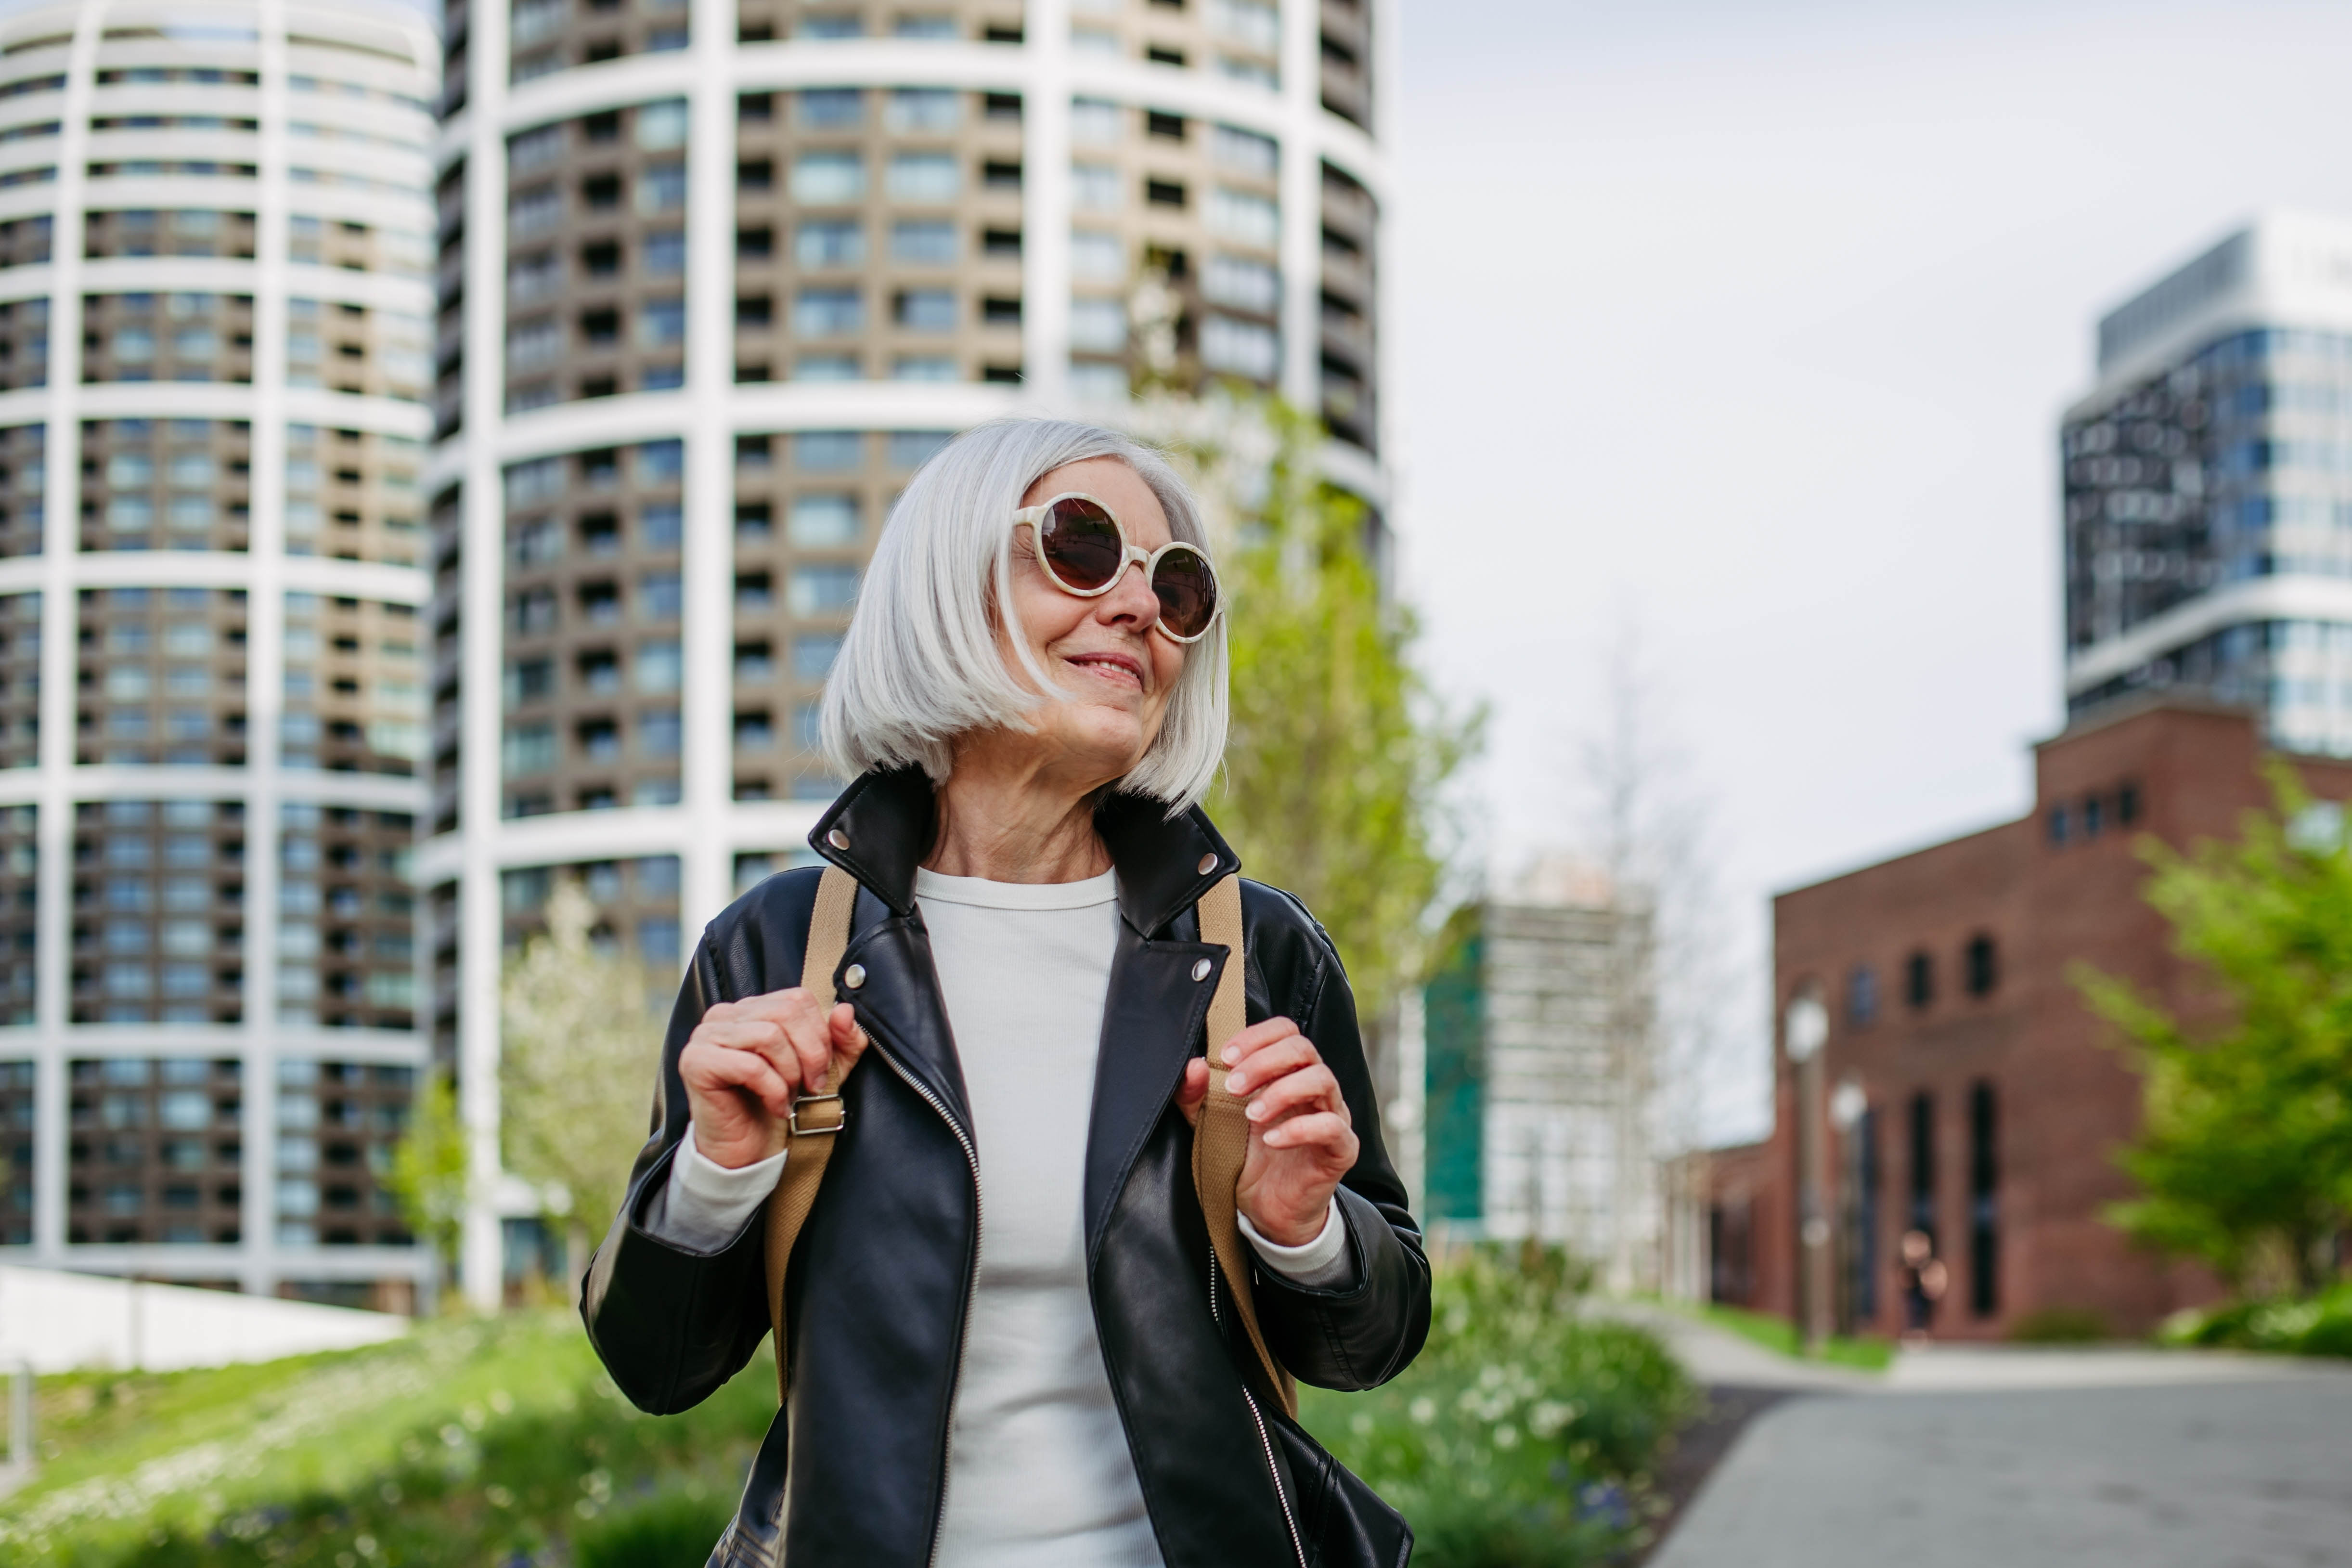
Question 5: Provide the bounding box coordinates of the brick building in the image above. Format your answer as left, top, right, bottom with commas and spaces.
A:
1745, 698, 2352, 1340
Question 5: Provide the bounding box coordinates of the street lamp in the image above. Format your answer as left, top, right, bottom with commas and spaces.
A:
1830, 1079, 1868, 1337
1785, 988, 1830, 1353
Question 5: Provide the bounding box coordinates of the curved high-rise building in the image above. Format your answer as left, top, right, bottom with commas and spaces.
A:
430, 0, 1393, 1300
0, 0, 439, 1307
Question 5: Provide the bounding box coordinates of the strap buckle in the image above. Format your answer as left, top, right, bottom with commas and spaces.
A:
788, 1092, 845, 1137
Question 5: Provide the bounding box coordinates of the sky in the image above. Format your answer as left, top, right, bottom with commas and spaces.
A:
1387, 0, 2352, 1141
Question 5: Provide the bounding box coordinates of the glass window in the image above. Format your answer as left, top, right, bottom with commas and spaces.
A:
1071, 98, 1122, 146
1201, 314, 1278, 378
1208, 187, 1279, 247
793, 287, 864, 337
1204, 254, 1278, 312
635, 99, 689, 150
890, 221, 956, 263
798, 431, 863, 470
1071, 230, 1124, 282
886, 89, 960, 131
1211, 124, 1278, 175
886, 153, 960, 203
788, 494, 859, 546
791, 152, 866, 204
798, 88, 864, 126
893, 289, 956, 332
788, 566, 861, 615
1070, 298, 1127, 353
1071, 162, 1121, 211
795, 220, 866, 268
793, 632, 844, 679
887, 430, 951, 469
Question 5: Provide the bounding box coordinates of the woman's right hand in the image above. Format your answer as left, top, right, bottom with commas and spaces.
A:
678, 989, 868, 1170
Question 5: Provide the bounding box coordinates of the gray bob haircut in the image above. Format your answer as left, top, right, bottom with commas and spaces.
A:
818, 417, 1230, 812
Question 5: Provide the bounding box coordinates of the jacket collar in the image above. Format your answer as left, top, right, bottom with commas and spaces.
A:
809, 765, 1241, 937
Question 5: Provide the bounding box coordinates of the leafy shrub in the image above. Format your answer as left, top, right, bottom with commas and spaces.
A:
574, 1487, 737, 1568
1300, 1246, 1693, 1568
2007, 1307, 2110, 1344
2161, 1283, 2352, 1358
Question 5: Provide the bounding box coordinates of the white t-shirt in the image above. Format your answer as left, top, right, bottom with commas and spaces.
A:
653, 866, 1350, 1567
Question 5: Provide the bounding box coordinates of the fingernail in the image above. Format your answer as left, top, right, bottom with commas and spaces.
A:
1222, 1043, 1241, 1065
1246, 1101, 1266, 1120
1226, 1073, 1246, 1094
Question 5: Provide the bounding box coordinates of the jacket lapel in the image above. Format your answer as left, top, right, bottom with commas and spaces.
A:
1082, 919, 1228, 1256
839, 893, 975, 1141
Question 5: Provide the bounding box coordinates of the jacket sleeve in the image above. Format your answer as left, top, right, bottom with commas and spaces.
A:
1245, 890, 1433, 1392
579, 877, 810, 1413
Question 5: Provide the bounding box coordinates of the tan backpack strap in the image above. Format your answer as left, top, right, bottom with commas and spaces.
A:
763, 865, 862, 1400
1191, 873, 1298, 1418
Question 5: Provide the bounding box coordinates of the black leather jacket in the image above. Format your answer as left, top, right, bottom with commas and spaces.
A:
581, 766, 1431, 1568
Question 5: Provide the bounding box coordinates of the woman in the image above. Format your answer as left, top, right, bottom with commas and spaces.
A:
583, 418, 1430, 1568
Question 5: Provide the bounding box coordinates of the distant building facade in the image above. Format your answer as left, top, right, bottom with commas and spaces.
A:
1760, 700, 2352, 1340
2065, 213, 2352, 755
1422, 868, 1657, 1290
0, 0, 440, 1309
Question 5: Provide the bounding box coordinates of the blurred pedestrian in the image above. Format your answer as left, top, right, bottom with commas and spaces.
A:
582, 418, 1430, 1568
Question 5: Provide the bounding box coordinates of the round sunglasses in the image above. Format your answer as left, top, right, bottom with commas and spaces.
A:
1011, 492, 1222, 643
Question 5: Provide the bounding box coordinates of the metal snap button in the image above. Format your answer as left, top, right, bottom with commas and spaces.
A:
827, 829, 850, 850
843, 963, 866, 990
1197, 853, 1218, 875
1191, 958, 1213, 982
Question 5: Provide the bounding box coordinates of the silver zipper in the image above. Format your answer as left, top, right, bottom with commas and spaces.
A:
1210, 1254, 1308, 1568
867, 1036, 982, 1568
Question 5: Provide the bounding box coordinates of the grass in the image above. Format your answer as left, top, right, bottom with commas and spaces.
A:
0, 1309, 772, 1567
1681, 1301, 1894, 1372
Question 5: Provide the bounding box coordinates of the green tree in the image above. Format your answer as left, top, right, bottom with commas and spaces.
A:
1154, 396, 1479, 1009
500, 880, 666, 1249
387, 1066, 468, 1282
2074, 767, 2352, 1296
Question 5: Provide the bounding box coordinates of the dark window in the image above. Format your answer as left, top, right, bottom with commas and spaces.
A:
982, 160, 1022, 189
2047, 805, 2069, 845
2117, 782, 2141, 824
737, 226, 773, 259
738, 92, 774, 121
983, 24, 1024, 43
1968, 1080, 1998, 1318
1846, 964, 1877, 1027
581, 239, 620, 275
2082, 794, 2104, 839
1146, 44, 1186, 65
1906, 1090, 1936, 1332
738, 159, 774, 191
1849, 1107, 1879, 1322
982, 92, 1023, 119
982, 297, 1021, 325
737, 295, 772, 327
982, 227, 1021, 256
738, 22, 774, 42
1904, 950, 1932, 1009
982, 363, 1022, 384
582, 173, 621, 208
1145, 178, 1186, 208
1964, 934, 1997, 998
1147, 110, 1187, 140
582, 111, 620, 143
578, 307, 619, 346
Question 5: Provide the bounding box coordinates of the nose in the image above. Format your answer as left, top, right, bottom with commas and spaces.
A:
1095, 556, 1160, 630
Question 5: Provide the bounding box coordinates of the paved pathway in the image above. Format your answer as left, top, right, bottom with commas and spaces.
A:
1644, 1323, 2352, 1568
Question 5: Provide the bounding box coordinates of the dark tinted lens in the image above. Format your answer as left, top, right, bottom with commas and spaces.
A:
1150, 548, 1218, 639
1036, 498, 1124, 591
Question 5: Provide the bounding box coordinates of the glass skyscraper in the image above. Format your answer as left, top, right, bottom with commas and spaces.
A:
0, 0, 439, 1308
2063, 213, 2352, 755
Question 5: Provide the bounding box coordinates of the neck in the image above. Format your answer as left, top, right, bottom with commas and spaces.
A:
924, 732, 1117, 883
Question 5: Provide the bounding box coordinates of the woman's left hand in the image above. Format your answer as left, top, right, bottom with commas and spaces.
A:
1176, 1017, 1358, 1247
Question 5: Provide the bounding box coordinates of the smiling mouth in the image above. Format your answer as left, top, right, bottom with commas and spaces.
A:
1065, 651, 1145, 689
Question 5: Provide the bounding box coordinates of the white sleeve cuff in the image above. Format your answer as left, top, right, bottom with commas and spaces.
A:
644, 1127, 783, 1253
1240, 1195, 1357, 1291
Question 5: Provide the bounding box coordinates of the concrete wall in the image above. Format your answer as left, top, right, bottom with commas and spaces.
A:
0, 1265, 406, 1374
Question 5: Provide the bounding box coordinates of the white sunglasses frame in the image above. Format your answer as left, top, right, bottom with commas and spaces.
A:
1010, 492, 1223, 644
